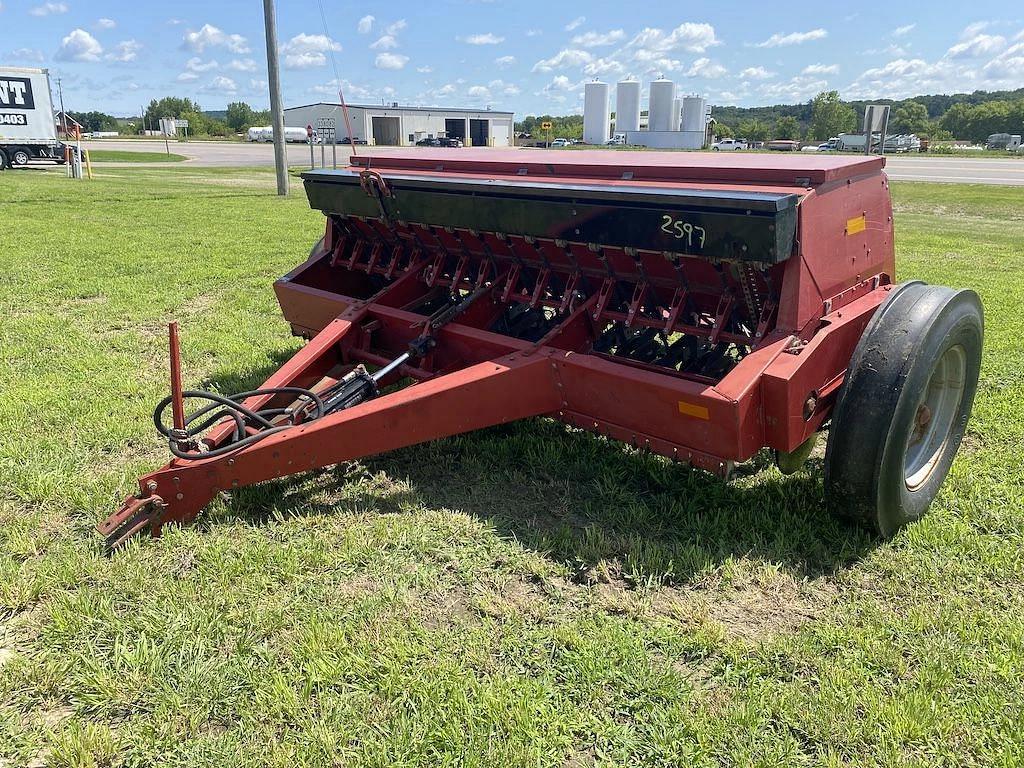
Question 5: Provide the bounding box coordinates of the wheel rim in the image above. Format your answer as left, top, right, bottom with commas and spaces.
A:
904, 344, 967, 491
15, 152, 28, 164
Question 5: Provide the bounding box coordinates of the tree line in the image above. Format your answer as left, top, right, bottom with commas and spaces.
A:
69, 98, 271, 136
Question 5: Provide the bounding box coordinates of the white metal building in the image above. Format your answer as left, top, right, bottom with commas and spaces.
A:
282, 102, 515, 147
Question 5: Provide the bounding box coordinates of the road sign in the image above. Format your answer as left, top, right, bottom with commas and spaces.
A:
541, 121, 552, 130
316, 117, 336, 130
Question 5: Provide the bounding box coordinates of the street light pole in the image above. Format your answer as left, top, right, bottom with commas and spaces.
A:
262, 0, 289, 196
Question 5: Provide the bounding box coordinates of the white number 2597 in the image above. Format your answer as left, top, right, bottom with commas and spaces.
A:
660, 215, 707, 249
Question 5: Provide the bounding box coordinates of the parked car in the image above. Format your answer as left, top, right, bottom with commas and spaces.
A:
711, 138, 748, 151
339, 136, 367, 145
766, 139, 800, 152
416, 137, 441, 147
551, 138, 571, 147
606, 134, 626, 145
438, 136, 463, 147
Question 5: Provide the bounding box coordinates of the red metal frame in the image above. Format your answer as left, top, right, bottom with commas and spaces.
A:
101, 150, 896, 547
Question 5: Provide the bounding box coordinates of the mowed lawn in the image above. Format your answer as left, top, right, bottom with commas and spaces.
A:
85, 150, 188, 163
1, 165, 1022, 767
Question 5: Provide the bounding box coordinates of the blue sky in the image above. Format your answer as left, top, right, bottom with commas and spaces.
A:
3, 0, 1023, 117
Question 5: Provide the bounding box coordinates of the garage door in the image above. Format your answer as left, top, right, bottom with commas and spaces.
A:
371, 116, 401, 146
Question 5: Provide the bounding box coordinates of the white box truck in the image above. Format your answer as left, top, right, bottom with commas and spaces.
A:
0, 66, 65, 170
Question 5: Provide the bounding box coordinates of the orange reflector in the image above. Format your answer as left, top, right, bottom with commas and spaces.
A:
678, 400, 710, 420
846, 215, 866, 235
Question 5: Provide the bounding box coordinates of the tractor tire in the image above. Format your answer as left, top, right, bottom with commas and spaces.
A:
0, 150, 8, 171
11, 148, 30, 166
824, 282, 983, 537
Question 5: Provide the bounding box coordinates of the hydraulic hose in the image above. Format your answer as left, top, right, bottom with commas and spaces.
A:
153, 386, 326, 459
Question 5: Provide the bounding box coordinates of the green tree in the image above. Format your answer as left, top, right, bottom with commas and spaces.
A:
892, 101, 930, 134
737, 119, 769, 142
773, 116, 800, 140
714, 122, 734, 138
225, 101, 256, 132
808, 91, 856, 141
938, 103, 971, 139
143, 97, 203, 132
68, 111, 119, 133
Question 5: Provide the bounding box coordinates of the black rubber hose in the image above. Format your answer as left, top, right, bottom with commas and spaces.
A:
153, 386, 326, 459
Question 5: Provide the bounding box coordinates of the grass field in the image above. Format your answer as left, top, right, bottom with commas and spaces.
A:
1, 167, 1023, 767
85, 150, 187, 163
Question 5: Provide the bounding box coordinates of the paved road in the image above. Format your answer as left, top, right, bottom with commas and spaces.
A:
82, 138, 1024, 185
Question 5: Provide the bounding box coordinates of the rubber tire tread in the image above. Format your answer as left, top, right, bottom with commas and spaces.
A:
824, 282, 983, 536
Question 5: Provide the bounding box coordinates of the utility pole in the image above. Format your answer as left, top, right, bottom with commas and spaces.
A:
56, 77, 68, 139
262, 0, 289, 196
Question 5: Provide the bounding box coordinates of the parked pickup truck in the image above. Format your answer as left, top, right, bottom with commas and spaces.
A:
711, 138, 748, 151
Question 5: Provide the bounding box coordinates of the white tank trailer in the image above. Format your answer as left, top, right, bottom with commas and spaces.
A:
615, 79, 641, 133
647, 78, 676, 133
583, 80, 611, 145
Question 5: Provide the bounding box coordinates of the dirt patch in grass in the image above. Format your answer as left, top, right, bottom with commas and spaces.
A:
589, 569, 837, 644
707, 578, 833, 643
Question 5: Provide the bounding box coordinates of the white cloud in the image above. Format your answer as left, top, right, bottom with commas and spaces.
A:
502, 83, 521, 96
565, 16, 585, 32
525, 29, 542, 37
416, 65, 433, 73
686, 58, 726, 78
375, 52, 408, 70
846, 58, 958, 100
281, 33, 341, 69
891, 23, 915, 37
182, 24, 250, 54
467, 85, 490, 98
227, 58, 257, 72
623, 22, 721, 65
582, 57, 624, 76
532, 48, 593, 72
385, 19, 406, 35
95, 17, 115, 29
9, 48, 45, 62
982, 41, 1024, 79
106, 39, 141, 62
201, 75, 237, 94
739, 66, 774, 79
495, 55, 516, 68
571, 30, 625, 48
946, 31, 1006, 59
176, 71, 199, 82
249, 78, 267, 90
370, 35, 398, 50
30, 2, 67, 16
802, 62, 838, 75
56, 29, 103, 61
357, 15, 374, 34
460, 33, 504, 45
185, 56, 219, 72
754, 29, 828, 48
758, 74, 829, 102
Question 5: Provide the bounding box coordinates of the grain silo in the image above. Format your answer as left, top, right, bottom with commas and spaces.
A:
681, 95, 707, 133
583, 80, 611, 144
648, 78, 676, 132
615, 78, 641, 133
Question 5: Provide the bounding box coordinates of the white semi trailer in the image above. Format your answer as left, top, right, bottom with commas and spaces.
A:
0, 66, 64, 170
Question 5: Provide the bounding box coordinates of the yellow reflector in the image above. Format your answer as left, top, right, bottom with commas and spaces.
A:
846, 214, 867, 235
678, 400, 710, 420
